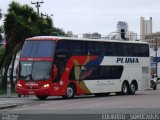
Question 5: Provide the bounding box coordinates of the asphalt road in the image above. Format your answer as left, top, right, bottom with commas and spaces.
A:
1, 84, 160, 120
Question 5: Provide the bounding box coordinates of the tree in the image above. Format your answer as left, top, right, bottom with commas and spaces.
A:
0, 26, 3, 41
0, 9, 3, 41
0, 2, 65, 89
0, 47, 5, 82
52, 27, 65, 36
0, 9, 4, 86
0, 9, 1, 19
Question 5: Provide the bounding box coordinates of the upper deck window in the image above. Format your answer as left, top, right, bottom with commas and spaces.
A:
21, 40, 55, 57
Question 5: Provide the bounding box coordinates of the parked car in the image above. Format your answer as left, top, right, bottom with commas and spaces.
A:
150, 77, 157, 90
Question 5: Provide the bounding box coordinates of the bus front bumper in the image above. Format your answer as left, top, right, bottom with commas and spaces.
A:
16, 87, 52, 96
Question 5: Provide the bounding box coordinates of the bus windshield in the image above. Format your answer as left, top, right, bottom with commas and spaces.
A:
18, 61, 52, 80
21, 40, 55, 57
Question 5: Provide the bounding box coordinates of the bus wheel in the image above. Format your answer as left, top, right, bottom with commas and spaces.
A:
36, 95, 48, 100
63, 84, 76, 99
121, 82, 129, 95
129, 82, 136, 95
18, 94, 21, 98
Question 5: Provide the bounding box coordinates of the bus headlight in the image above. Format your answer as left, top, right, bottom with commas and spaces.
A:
42, 84, 50, 88
17, 83, 22, 88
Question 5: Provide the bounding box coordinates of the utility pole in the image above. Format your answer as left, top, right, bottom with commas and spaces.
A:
31, 1, 44, 16
153, 38, 158, 78
155, 38, 158, 78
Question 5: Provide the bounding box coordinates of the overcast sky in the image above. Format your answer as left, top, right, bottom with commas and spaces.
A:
0, 0, 160, 36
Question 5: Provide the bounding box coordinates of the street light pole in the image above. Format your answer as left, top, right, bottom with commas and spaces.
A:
155, 38, 158, 78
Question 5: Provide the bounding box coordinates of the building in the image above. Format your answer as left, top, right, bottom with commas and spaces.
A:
109, 21, 137, 41
116, 21, 128, 33
83, 33, 91, 39
90, 32, 101, 39
83, 32, 101, 39
115, 21, 128, 40
126, 31, 137, 41
144, 32, 160, 55
144, 32, 160, 76
14, 53, 20, 77
108, 21, 127, 40
140, 17, 152, 41
66, 31, 78, 38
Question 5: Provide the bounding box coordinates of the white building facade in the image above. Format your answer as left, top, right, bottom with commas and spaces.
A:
140, 17, 152, 41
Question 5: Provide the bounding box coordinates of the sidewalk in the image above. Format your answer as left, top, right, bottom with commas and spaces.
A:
0, 93, 19, 110
0, 93, 34, 110
0, 92, 18, 98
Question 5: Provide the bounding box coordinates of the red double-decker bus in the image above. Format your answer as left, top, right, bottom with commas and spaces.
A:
16, 36, 150, 100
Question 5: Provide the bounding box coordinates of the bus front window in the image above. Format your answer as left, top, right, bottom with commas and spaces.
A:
21, 40, 55, 58
19, 61, 52, 80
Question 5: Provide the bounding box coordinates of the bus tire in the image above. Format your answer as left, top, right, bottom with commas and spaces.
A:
121, 82, 129, 95
36, 95, 48, 100
18, 94, 21, 97
63, 84, 76, 99
129, 82, 136, 95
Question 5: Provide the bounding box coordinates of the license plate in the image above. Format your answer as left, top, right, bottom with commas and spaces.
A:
29, 91, 34, 94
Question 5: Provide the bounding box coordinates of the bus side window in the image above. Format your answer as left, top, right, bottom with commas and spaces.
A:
74, 49, 81, 55
123, 44, 129, 56
73, 41, 82, 55
140, 44, 149, 57
81, 41, 88, 55
55, 40, 70, 58
115, 43, 125, 56
128, 44, 134, 57
88, 42, 96, 55
55, 49, 69, 58
105, 42, 113, 56
95, 42, 104, 55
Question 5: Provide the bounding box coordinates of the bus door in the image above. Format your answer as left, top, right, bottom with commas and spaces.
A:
54, 49, 69, 84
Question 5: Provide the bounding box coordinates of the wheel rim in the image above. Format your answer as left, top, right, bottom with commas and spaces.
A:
123, 84, 128, 94
67, 87, 73, 98
130, 84, 136, 93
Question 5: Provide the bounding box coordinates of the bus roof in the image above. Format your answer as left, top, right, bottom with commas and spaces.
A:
26, 36, 148, 45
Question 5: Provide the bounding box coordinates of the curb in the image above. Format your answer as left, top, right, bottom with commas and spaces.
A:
0, 104, 18, 110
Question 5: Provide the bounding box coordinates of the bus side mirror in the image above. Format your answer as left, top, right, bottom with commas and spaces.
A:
53, 64, 57, 80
